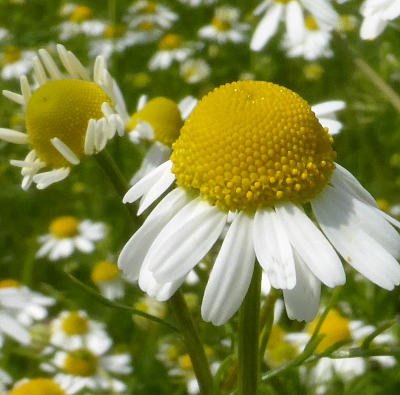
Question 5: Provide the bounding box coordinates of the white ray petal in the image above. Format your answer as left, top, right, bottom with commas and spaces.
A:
84, 119, 96, 155
178, 96, 198, 119
33, 168, 70, 189
56, 44, 80, 79
253, 208, 296, 289
51, 137, 80, 165
20, 75, 31, 105
285, 1, 304, 45
0, 128, 29, 144
202, 212, 255, 325
312, 101, 345, 116
0, 313, 31, 345
94, 55, 106, 85
276, 203, 345, 287
32, 56, 48, 85
67, 50, 90, 80
2, 89, 24, 105
38, 49, 63, 80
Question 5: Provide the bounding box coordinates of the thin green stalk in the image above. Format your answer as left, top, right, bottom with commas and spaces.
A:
238, 264, 262, 395
169, 292, 214, 395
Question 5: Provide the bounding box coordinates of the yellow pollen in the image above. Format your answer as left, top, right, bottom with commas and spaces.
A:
308, 309, 351, 353
211, 17, 232, 32
26, 80, 111, 168
305, 15, 319, 31
50, 216, 79, 239
103, 24, 126, 39
0, 279, 20, 288
179, 354, 193, 370
127, 97, 183, 147
91, 260, 120, 283
9, 378, 66, 395
61, 312, 89, 335
171, 81, 336, 212
69, 5, 93, 23
158, 33, 182, 50
63, 350, 97, 376
139, 21, 156, 31
4, 46, 22, 63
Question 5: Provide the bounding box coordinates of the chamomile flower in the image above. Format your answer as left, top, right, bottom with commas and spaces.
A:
198, 6, 249, 44
178, 0, 216, 6
47, 348, 132, 394
49, 310, 112, 355
0, 44, 128, 190
360, 0, 400, 40
282, 15, 333, 61
133, 295, 166, 329
128, 94, 197, 184
312, 100, 345, 135
36, 217, 105, 261
1, 46, 35, 80
180, 58, 211, 84
250, 0, 339, 52
8, 378, 66, 395
119, 80, 400, 326
91, 260, 125, 300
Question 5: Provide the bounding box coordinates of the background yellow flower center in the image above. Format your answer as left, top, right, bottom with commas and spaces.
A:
0, 279, 20, 288
158, 34, 182, 50
69, 5, 93, 23
276, 0, 291, 4
91, 260, 120, 283
305, 16, 319, 31
103, 24, 126, 39
308, 310, 351, 353
142, 2, 157, 14
50, 216, 79, 239
139, 21, 156, 31
26, 80, 111, 168
63, 350, 97, 376
9, 378, 66, 395
171, 81, 336, 212
4, 46, 22, 64
212, 17, 232, 32
62, 312, 89, 335
128, 97, 183, 147
179, 354, 193, 370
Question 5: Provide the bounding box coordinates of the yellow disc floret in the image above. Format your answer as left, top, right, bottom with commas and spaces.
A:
127, 97, 183, 147
305, 15, 319, 31
62, 312, 89, 335
9, 378, 66, 395
63, 350, 98, 376
308, 309, 351, 353
171, 81, 336, 212
69, 5, 93, 23
26, 80, 112, 168
50, 216, 79, 239
0, 279, 20, 288
91, 260, 120, 283
212, 17, 232, 32
179, 354, 193, 370
4, 46, 22, 64
158, 34, 182, 50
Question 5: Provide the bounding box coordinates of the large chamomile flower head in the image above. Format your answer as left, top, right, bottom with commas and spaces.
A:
119, 81, 400, 326
0, 44, 128, 190
9, 378, 66, 395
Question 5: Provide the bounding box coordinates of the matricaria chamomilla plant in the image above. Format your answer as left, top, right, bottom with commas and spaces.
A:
0, 44, 128, 190
119, 80, 400, 326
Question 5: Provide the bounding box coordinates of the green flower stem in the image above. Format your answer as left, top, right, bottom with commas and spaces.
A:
169, 292, 215, 395
238, 263, 262, 395
94, 149, 214, 395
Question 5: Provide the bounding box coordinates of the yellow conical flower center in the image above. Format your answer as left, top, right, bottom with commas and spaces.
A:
212, 17, 232, 32
171, 81, 336, 212
103, 24, 126, 39
308, 310, 351, 353
9, 378, 66, 395
158, 34, 182, 50
50, 216, 79, 239
4, 46, 22, 64
26, 80, 111, 168
0, 279, 20, 288
62, 312, 89, 335
139, 21, 156, 31
305, 15, 319, 31
167, 345, 180, 362
63, 350, 97, 376
179, 354, 193, 370
128, 97, 183, 147
91, 260, 120, 283
69, 5, 93, 23
142, 2, 157, 14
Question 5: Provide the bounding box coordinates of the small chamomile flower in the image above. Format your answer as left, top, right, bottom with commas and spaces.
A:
178, 0, 216, 6
36, 217, 105, 261
1, 46, 35, 80
133, 295, 167, 329
0, 27, 10, 40
282, 15, 333, 61
198, 6, 250, 44
8, 378, 66, 395
360, 0, 400, 40
312, 100, 345, 136
119, 80, 400, 326
0, 44, 128, 190
91, 260, 125, 300
49, 310, 112, 355
127, 94, 197, 185
180, 58, 211, 84
250, 0, 339, 52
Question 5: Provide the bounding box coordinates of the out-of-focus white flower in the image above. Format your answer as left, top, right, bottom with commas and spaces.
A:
0, 27, 11, 41
178, 0, 216, 7
180, 58, 210, 83
0, 366, 12, 394
360, 0, 400, 40
250, 0, 338, 52
282, 15, 333, 61
1, 46, 35, 80
199, 6, 249, 44
312, 100, 346, 135
91, 260, 125, 300
36, 217, 105, 261
133, 295, 167, 329
49, 310, 112, 355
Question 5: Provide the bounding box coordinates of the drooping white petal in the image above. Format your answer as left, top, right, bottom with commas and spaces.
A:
283, 252, 321, 322
202, 212, 255, 326
360, 16, 387, 40
318, 118, 343, 135
285, 1, 305, 45
301, 0, 339, 29
253, 208, 296, 289
312, 100, 346, 116
276, 203, 345, 287
0, 128, 29, 144
51, 137, 80, 165
0, 313, 31, 344
312, 185, 400, 290
33, 168, 70, 189
147, 198, 227, 283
